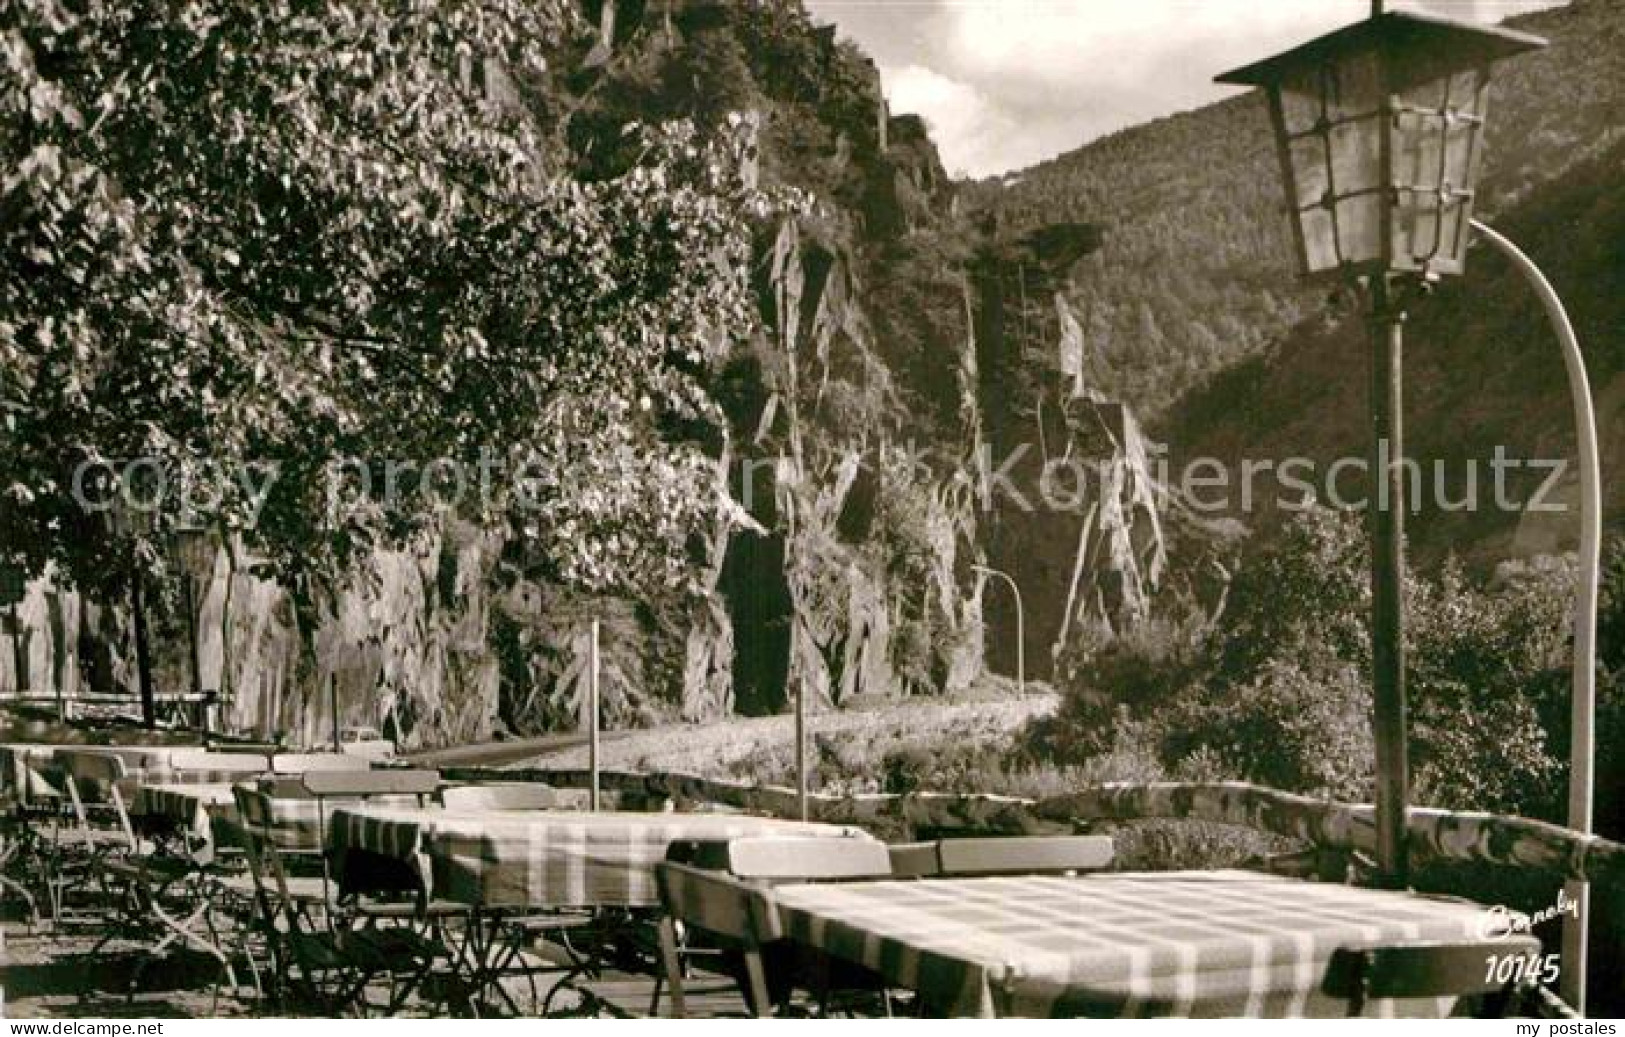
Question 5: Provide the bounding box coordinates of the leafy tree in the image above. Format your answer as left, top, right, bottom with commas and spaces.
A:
1, 0, 762, 599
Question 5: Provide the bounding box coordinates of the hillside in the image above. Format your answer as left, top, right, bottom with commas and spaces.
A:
0, 0, 1012, 741
974, 0, 1625, 564
6, 0, 1620, 743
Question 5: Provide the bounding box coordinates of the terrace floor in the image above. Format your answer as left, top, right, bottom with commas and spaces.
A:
0, 919, 749, 1019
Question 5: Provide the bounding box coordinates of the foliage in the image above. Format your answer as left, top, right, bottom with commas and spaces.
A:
1029, 612, 1210, 764
1032, 507, 1575, 817
973, 2, 1625, 426
1, 0, 763, 600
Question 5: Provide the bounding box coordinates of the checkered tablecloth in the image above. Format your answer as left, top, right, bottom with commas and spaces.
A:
327, 806, 874, 909
769, 870, 1516, 1018
129, 781, 425, 859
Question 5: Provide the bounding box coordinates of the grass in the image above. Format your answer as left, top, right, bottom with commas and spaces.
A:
527, 675, 1053, 793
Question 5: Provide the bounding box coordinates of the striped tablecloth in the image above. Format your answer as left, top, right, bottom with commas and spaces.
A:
130, 781, 427, 859
770, 870, 1516, 1018
328, 806, 874, 909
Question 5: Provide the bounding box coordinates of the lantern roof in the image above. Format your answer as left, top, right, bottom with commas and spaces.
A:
1216, 11, 1546, 90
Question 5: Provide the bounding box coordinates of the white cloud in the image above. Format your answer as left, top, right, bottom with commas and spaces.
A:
813, 0, 1568, 177
881, 65, 1023, 177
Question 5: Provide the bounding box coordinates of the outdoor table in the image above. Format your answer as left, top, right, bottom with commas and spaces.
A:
49, 746, 233, 803
327, 805, 875, 910
766, 870, 1518, 1018
129, 779, 424, 861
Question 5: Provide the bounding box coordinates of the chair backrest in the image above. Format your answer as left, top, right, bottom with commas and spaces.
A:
168, 749, 270, 775
53, 749, 136, 850
440, 782, 572, 811
55, 748, 127, 787
886, 841, 941, 878
206, 737, 283, 755
935, 835, 1114, 876
1323, 935, 1543, 1016
655, 861, 782, 943
725, 837, 892, 882
271, 753, 371, 775
300, 768, 440, 798
231, 784, 307, 930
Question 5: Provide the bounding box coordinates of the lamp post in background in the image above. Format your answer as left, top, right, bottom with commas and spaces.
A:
171, 526, 214, 706
971, 564, 1025, 697
0, 560, 25, 707
1216, 7, 1546, 893
107, 498, 157, 729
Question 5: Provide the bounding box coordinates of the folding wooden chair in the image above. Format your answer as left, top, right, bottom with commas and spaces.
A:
655, 838, 893, 1018
49, 750, 138, 925
60, 752, 243, 1007
300, 770, 469, 1011
1323, 935, 1547, 1017
934, 834, 1114, 876
884, 841, 940, 878
232, 784, 372, 1013
0, 750, 45, 928
654, 862, 782, 1018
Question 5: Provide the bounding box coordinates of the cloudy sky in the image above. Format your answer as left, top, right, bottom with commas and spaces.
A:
803, 0, 1567, 178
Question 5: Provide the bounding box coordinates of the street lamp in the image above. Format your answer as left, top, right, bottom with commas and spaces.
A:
106, 496, 158, 729
1470, 217, 1597, 1015
1217, 7, 1546, 891
171, 526, 215, 709
1, 560, 26, 707
971, 564, 1025, 697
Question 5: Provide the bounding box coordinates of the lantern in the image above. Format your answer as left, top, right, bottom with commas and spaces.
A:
1216, 7, 1547, 893
1218, 11, 1545, 280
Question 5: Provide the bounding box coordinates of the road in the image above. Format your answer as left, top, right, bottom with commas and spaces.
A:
399, 728, 635, 768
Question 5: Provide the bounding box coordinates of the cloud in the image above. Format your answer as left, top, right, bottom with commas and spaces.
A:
880, 64, 1059, 178
810, 0, 1568, 177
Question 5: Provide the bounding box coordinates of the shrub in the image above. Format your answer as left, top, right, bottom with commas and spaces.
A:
1029, 610, 1211, 763
1033, 506, 1576, 818
1164, 646, 1374, 800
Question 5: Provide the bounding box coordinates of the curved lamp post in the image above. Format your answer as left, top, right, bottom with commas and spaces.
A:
971, 564, 1025, 697
1219, 3, 1596, 1012
1471, 218, 1597, 1013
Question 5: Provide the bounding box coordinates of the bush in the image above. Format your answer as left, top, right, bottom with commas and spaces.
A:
1030, 610, 1211, 763
1164, 646, 1374, 800
1032, 507, 1576, 818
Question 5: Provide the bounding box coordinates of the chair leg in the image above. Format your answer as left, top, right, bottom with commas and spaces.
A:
742, 948, 772, 1019
657, 917, 687, 1018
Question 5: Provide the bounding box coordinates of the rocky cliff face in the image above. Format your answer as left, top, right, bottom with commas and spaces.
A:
966, 225, 1169, 681
1, 0, 1175, 744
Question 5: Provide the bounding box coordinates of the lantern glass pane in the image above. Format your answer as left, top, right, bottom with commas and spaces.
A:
1391, 69, 1488, 273
1277, 49, 1383, 132
1278, 49, 1386, 274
